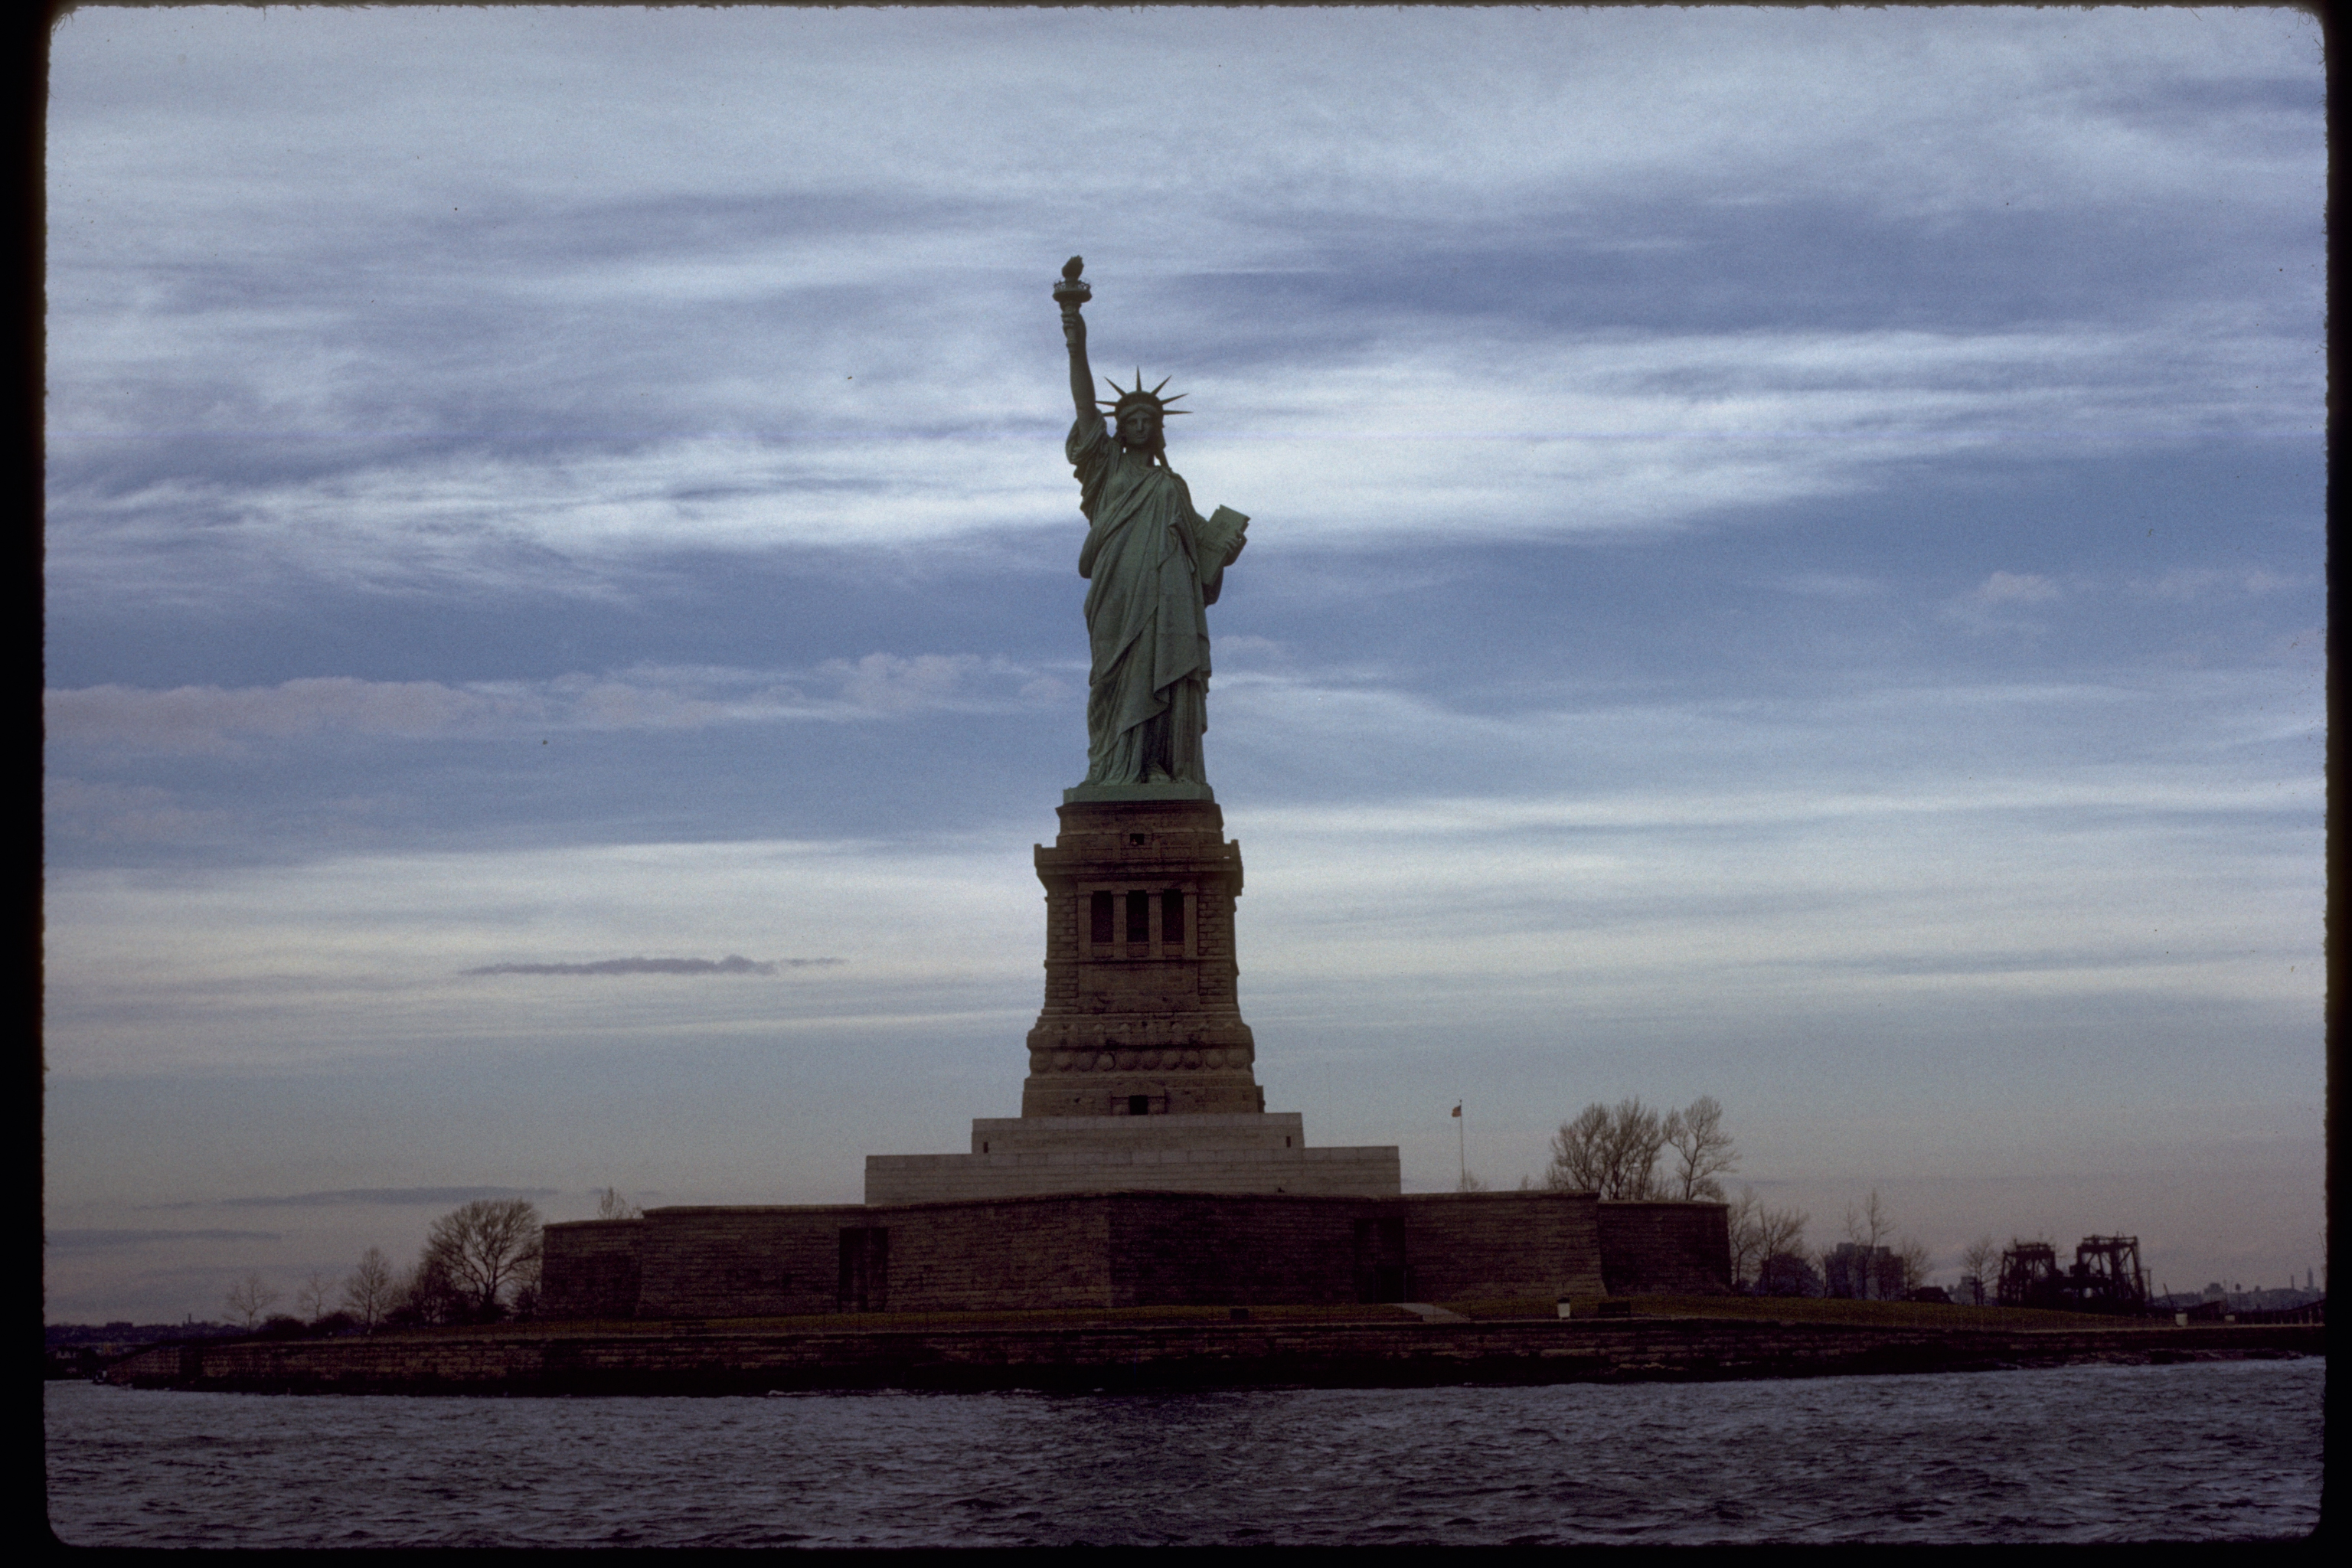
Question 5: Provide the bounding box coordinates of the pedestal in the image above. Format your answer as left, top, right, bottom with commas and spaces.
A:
1021, 796, 1263, 1117
863, 1112, 1403, 1204
858, 792, 1403, 1204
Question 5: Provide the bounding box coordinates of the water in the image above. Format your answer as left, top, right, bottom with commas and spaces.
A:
47, 1358, 2321, 1545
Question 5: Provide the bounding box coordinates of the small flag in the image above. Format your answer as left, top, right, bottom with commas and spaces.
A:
1451, 1102, 1462, 1118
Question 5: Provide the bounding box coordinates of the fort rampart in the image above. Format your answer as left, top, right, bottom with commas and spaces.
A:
540, 1189, 1724, 1319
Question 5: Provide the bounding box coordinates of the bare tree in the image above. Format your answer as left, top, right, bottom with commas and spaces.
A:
1756, 1250, 1823, 1297
1958, 1234, 2001, 1306
296, 1269, 338, 1323
1726, 1185, 1810, 1289
1762, 1200, 1810, 1263
224, 1272, 279, 1330
1661, 1096, 1738, 1201
509, 1246, 544, 1320
1544, 1099, 1670, 1198
423, 1198, 544, 1318
342, 1246, 398, 1329
1840, 1188, 1900, 1300
1846, 1188, 1895, 1252
1895, 1237, 1934, 1293
1727, 1187, 1765, 1285
595, 1187, 642, 1220
1612, 1102, 1671, 1198
391, 1252, 466, 1326
1544, 1104, 1612, 1192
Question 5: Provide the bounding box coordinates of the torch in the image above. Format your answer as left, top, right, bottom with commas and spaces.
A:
1054, 255, 1092, 312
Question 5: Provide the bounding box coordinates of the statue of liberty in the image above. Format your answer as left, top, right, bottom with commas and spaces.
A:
1055, 256, 1249, 799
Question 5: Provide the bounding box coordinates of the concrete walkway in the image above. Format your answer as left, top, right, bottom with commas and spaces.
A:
1396, 1303, 1470, 1323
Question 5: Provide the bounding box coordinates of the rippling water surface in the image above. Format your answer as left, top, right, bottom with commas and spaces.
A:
47, 1358, 2321, 1545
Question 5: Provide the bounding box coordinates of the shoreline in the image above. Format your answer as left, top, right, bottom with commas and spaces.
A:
100, 1315, 2321, 1397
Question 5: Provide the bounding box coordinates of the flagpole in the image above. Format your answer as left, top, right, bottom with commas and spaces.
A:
1456, 1102, 1465, 1186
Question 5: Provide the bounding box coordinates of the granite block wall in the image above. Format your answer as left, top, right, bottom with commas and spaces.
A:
875, 1197, 1116, 1312
538, 1219, 645, 1320
624, 1197, 1129, 1317
1401, 1191, 1608, 1301
1106, 1192, 1380, 1306
632, 1207, 857, 1318
864, 1145, 1402, 1205
1596, 1200, 1733, 1295
541, 1189, 1728, 1319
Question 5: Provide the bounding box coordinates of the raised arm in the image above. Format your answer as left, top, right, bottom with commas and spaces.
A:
1058, 256, 1096, 422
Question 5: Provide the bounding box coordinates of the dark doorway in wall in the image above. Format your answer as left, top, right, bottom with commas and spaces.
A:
1129, 1094, 1152, 1116
1353, 1217, 1412, 1302
837, 1227, 889, 1312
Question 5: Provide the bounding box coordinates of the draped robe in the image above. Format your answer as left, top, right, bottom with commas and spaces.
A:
1067, 414, 1236, 786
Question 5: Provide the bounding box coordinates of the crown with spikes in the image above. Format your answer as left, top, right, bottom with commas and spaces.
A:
1097, 368, 1190, 421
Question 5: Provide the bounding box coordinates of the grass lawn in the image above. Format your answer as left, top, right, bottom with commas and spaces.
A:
383, 1298, 2160, 1340
1439, 1295, 2148, 1331
384, 1302, 1431, 1338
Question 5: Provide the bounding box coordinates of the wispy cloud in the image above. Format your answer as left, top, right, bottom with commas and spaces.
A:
44, 659, 1063, 754
47, 678, 535, 753
1941, 570, 2063, 635
2128, 567, 2301, 602
208, 1187, 560, 1209
463, 955, 835, 977
1972, 571, 2063, 605
1773, 572, 1885, 599
47, 1228, 282, 1249
42, 8, 2321, 609
44, 777, 224, 842
44, 315, 2322, 605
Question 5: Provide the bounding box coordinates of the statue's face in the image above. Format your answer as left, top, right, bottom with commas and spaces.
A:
1118, 403, 1161, 449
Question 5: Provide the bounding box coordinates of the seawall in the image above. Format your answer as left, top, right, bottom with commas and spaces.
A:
103, 1318, 2318, 1397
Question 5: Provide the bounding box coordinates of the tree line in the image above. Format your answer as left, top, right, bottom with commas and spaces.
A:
216, 1193, 616, 1334
1469, 1096, 1955, 1301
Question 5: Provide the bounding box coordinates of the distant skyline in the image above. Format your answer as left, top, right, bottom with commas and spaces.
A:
45, 6, 2324, 1321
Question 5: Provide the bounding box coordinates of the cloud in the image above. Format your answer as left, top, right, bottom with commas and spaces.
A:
1972, 571, 2063, 605
39, 8, 2321, 612
40, 833, 1044, 1076
43, 315, 2324, 606
2128, 567, 2301, 601
210, 1187, 560, 1208
47, 1229, 282, 1250
45, 660, 1062, 754
1774, 572, 1884, 599
1941, 570, 2062, 634
824, 652, 984, 713
41, 669, 2320, 1080
46, 8, 2322, 238
47, 678, 534, 753
44, 777, 224, 843
462, 955, 835, 977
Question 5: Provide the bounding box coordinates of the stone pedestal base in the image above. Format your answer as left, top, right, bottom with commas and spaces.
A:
864, 1112, 1403, 1204
1022, 797, 1262, 1117
863, 794, 1410, 1206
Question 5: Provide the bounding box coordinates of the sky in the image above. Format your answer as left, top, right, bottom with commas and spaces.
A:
43, 5, 2325, 1323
